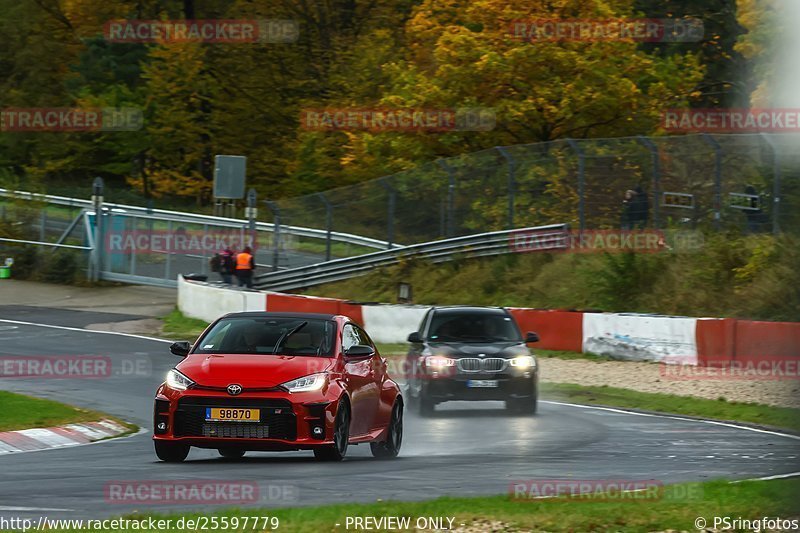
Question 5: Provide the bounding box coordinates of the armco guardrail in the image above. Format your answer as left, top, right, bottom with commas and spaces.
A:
0, 188, 393, 250
253, 223, 569, 291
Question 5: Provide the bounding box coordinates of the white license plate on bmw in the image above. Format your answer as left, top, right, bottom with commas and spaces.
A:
467, 379, 499, 388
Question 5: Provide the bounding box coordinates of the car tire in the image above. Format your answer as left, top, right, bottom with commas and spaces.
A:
418, 392, 435, 416
218, 448, 246, 459
314, 400, 350, 461
371, 400, 403, 459
154, 441, 190, 462
506, 391, 538, 415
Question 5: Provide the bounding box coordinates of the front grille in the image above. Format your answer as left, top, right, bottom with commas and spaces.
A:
457, 357, 508, 373
174, 397, 296, 440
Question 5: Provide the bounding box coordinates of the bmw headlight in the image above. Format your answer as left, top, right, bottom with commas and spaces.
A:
166, 369, 195, 390
281, 373, 328, 393
510, 355, 536, 369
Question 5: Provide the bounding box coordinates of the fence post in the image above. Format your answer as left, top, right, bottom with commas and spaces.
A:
264, 200, 281, 272
759, 133, 781, 235
565, 139, 586, 232
701, 134, 722, 231
91, 177, 104, 282
637, 136, 661, 229
437, 159, 456, 237
378, 177, 396, 249
316, 193, 333, 262
246, 188, 258, 250
495, 146, 516, 230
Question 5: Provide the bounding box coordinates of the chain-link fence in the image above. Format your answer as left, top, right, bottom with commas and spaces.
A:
271, 133, 799, 246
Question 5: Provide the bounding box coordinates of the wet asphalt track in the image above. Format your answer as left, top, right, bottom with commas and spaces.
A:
0, 307, 798, 520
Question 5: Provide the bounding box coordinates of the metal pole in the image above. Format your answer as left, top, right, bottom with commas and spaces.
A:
701, 133, 722, 231
165, 220, 172, 282
316, 193, 333, 262
495, 146, 516, 230
264, 201, 281, 272
246, 188, 257, 250
39, 210, 46, 242
91, 177, 104, 282
378, 177, 396, 249
759, 133, 781, 235
637, 136, 661, 229
437, 159, 456, 237
565, 139, 586, 232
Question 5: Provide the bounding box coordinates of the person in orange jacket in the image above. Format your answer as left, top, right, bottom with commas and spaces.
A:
235, 246, 255, 288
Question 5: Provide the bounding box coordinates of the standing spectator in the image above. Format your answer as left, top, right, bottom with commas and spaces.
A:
621, 189, 636, 229
235, 246, 255, 288
630, 185, 650, 229
220, 247, 235, 284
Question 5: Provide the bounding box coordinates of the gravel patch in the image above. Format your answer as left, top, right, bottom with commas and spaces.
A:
539, 357, 800, 409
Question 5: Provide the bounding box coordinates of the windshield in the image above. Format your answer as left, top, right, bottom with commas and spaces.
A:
427, 313, 522, 343
193, 317, 336, 356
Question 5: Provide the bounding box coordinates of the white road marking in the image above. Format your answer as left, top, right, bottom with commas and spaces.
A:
0, 319, 171, 343
541, 400, 800, 441
731, 471, 800, 483
0, 506, 76, 512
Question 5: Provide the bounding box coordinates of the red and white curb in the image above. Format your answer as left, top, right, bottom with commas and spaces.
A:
0, 419, 129, 454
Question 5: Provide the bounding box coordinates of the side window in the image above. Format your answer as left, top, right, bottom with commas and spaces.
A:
342, 324, 360, 351
355, 326, 375, 348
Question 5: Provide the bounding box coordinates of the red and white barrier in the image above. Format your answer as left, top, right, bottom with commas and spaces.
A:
177, 277, 799, 366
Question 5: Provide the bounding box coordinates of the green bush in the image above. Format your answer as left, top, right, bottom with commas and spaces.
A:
40, 250, 80, 284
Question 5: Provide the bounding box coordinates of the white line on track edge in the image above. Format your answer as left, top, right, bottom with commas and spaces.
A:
541, 400, 800, 441
0, 318, 172, 343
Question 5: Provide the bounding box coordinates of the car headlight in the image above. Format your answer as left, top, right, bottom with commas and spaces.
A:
426, 355, 456, 368
510, 355, 536, 369
281, 373, 328, 393
166, 369, 195, 390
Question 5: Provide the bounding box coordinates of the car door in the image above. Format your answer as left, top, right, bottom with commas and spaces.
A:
341, 323, 373, 436
354, 325, 382, 432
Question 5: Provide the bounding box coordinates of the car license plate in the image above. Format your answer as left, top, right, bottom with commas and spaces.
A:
205, 408, 260, 422
467, 380, 499, 388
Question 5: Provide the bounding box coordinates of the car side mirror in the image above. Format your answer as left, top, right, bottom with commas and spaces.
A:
525, 332, 540, 343
344, 345, 375, 360
170, 341, 191, 357
407, 332, 423, 343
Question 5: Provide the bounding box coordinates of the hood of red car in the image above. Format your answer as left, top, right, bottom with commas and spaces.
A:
176, 353, 335, 388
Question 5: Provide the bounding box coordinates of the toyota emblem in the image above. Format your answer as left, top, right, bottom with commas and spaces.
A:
226, 384, 243, 396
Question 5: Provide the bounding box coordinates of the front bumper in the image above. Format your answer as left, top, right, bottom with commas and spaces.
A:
153, 387, 335, 451
423, 371, 538, 402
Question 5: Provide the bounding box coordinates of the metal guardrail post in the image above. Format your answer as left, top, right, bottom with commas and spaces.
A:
637, 136, 661, 229
316, 193, 333, 262
437, 159, 456, 237
495, 146, 516, 229
759, 133, 781, 235
264, 200, 281, 272
91, 177, 104, 282
701, 134, 722, 231
378, 177, 396, 249
565, 139, 586, 232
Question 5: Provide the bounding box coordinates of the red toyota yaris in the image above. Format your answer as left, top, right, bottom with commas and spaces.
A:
153, 312, 403, 462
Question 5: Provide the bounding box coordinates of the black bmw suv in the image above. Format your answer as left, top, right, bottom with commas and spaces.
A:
405, 306, 539, 415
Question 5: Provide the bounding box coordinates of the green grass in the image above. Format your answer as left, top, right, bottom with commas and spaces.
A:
0, 390, 135, 433
161, 308, 210, 341
541, 382, 800, 433
42, 479, 799, 532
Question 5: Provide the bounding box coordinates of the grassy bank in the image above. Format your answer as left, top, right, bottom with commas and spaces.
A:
304, 233, 800, 322
161, 308, 209, 341
49, 479, 799, 532
0, 390, 134, 433
541, 383, 800, 433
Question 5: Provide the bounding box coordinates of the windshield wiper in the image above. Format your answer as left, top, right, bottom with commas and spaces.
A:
271, 321, 308, 353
